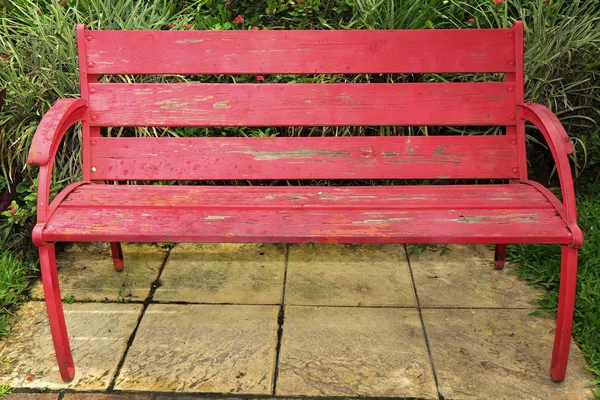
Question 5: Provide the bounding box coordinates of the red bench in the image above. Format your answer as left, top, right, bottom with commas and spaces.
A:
28, 22, 582, 383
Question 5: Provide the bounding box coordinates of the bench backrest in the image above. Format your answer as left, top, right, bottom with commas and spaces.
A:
77, 23, 526, 182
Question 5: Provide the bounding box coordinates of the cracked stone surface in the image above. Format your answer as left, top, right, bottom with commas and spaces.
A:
114, 304, 279, 393
30, 243, 167, 302
286, 244, 415, 306
154, 243, 286, 304
0, 302, 141, 390
423, 309, 595, 399
276, 306, 437, 398
410, 244, 543, 308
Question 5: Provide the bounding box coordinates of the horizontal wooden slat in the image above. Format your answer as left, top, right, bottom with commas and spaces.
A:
89, 136, 520, 180
44, 206, 570, 245
83, 29, 517, 74
60, 184, 553, 210
88, 83, 516, 127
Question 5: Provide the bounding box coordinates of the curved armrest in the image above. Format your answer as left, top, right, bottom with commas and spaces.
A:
518, 103, 582, 248
28, 99, 87, 246
28, 98, 87, 166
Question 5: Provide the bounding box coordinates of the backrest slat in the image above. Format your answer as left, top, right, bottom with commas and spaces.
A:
90, 136, 519, 181
88, 82, 516, 127
84, 29, 516, 75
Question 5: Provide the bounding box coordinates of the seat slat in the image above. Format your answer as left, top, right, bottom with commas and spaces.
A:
90, 136, 519, 181
44, 207, 570, 245
88, 83, 516, 127
44, 184, 569, 244
83, 29, 517, 75
61, 185, 553, 210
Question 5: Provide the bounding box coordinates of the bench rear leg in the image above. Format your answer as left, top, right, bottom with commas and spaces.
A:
550, 245, 578, 382
110, 242, 124, 271
40, 244, 75, 381
494, 244, 506, 269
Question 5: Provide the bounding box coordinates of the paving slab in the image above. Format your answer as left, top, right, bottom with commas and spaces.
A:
286, 244, 415, 306
30, 243, 167, 302
423, 309, 595, 399
276, 306, 436, 398
409, 244, 542, 308
114, 304, 279, 394
154, 243, 285, 304
0, 302, 142, 390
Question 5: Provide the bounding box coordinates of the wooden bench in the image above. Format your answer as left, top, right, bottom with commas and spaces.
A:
28, 22, 582, 384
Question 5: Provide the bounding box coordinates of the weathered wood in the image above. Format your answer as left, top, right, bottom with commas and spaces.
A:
88, 82, 516, 127
60, 184, 553, 210
83, 28, 517, 75
90, 136, 519, 180
44, 204, 571, 245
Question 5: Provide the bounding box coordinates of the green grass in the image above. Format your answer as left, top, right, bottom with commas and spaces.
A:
508, 195, 600, 395
0, 384, 12, 397
0, 251, 37, 336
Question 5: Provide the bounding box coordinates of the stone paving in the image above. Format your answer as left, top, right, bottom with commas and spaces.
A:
1, 242, 595, 399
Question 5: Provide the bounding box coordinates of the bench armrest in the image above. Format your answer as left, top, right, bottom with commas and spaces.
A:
28, 99, 87, 245
28, 98, 88, 166
517, 103, 582, 247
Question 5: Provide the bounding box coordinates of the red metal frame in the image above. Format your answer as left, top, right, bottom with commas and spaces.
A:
27, 22, 582, 384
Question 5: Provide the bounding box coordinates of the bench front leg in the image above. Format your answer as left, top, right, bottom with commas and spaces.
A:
28, 98, 87, 381
518, 103, 582, 382
40, 244, 75, 381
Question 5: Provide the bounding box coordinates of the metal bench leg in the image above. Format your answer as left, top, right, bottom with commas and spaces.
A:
550, 246, 578, 382
494, 244, 506, 269
110, 242, 124, 271
40, 244, 75, 381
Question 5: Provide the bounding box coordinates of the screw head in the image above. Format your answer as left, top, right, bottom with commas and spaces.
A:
511, 140, 517, 145
90, 115, 97, 121
508, 87, 515, 92
508, 33, 515, 39
90, 140, 97, 146
91, 167, 97, 173
87, 62, 94, 68
508, 60, 515, 66
512, 167, 518, 173
510, 113, 516, 120
86, 35, 93, 42
89, 88, 96, 94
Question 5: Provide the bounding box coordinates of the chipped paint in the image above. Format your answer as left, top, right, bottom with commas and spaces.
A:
174, 39, 205, 43
213, 101, 230, 109
352, 218, 412, 224
222, 148, 351, 161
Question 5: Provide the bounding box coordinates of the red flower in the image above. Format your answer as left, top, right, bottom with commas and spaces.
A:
468, 18, 474, 23
168, 22, 174, 28
0, 56, 6, 62
252, 26, 259, 31
226, 0, 231, 4
256, 75, 265, 82
234, 15, 244, 24
186, 23, 192, 28
494, 0, 504, 3
26, 374, 33, 381
8, 204, 16, 214
37, 10, 42, 15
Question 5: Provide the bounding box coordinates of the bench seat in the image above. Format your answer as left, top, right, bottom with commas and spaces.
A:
43, 184, 572, 244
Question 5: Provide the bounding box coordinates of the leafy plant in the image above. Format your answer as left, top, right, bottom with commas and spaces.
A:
0, 251, 37, 336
